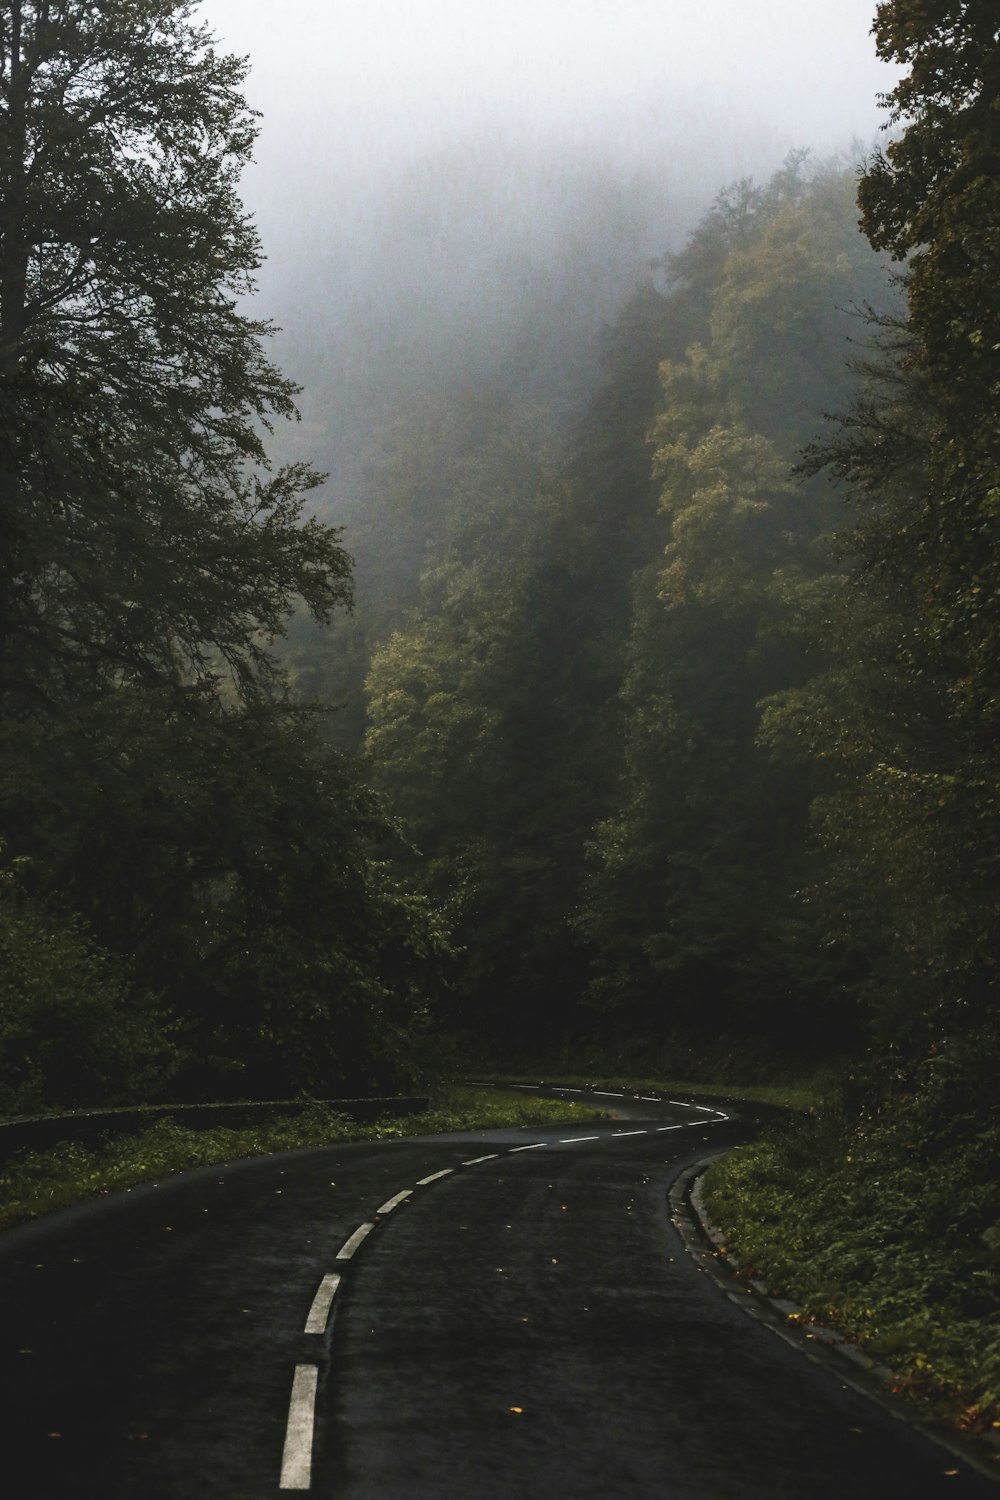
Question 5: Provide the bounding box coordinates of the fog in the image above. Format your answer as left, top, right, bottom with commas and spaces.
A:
197, 0, 900, 506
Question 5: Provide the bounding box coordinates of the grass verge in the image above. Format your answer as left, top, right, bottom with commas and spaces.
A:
0, 1085, 603, 1232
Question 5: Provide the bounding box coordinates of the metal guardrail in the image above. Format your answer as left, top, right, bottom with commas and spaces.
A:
0, 1096, 430, 1163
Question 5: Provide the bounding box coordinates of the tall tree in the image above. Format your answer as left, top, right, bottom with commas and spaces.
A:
858, 0, 1000, 716
773, 2, 1000, 1058
363, 286, 677, 1039
0, 0, 350, 714
580, 161, 894, 1054
0, 2, 446, 1102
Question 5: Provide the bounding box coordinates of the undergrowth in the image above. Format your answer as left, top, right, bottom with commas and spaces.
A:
703, 1054, 1000, 1438
0, 1085, 602, 1230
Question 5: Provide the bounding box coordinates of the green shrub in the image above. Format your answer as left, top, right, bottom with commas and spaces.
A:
0, 851, 174, 1113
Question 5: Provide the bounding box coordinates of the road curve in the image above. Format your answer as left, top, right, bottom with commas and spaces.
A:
0, 1090, 993, 1497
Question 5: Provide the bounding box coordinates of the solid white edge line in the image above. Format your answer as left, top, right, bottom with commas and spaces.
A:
303, 1272, 341, 1334
416, 1169, 454, 1186
462, 1154, 499, 1165
279, 1364, 318, 1490
336, 1222, 375, 1260
509, 1142, 547, 1152
376, 1189, 413, 1215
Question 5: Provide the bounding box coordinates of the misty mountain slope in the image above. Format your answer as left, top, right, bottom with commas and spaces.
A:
352, 156, 899, 1053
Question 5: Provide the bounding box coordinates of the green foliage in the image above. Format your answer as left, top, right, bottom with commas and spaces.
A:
361, 287, 682, 1035
710, 161, 894, 442
704, 1044, 1000, 1427
0, 2, 451, 1104
0, 1087, 603, 1229
699, 12, 1000, 1439
0, 846, 173, 1113
770, 4, 1000, 1060
358, 156, 906, 1064
283, 388, 557, 750
0, 0, 352, 705
579, 158, 894, 1045
8, 684, 453, 1098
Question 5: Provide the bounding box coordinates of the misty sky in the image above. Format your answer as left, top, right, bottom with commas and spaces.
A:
193, 0, 903, 471
200, 0, 897, 165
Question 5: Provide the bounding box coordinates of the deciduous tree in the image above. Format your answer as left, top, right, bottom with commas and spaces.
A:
0, 0, 350, 714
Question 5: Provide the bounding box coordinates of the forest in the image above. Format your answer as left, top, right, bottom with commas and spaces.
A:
0, 0, 998, 1403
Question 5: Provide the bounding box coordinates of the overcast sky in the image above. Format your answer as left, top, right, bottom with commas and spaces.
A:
199, 0, 897, 164
192, 1, 902, 461
198, 0, 901, 283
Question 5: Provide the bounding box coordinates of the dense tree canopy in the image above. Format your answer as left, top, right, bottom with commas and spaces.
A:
0, 1, 444, 1107
357, 157, 898, 1061
780, 0, 1000, 1060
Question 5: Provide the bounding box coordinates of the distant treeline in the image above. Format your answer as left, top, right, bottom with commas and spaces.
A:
338, 104, 998, 1105
347, 153, 893, 1065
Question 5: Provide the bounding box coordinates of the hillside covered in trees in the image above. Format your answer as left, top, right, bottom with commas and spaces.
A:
356, 153, 895, 1066
1, 0, 998, 1202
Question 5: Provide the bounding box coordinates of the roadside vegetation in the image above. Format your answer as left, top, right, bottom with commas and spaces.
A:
466, 1071, 822, 1114
703, 1061, 1000, 1437
0, 1088, 603, 1232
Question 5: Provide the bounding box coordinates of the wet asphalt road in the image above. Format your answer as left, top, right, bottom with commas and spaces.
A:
0, 1089, 994, 1498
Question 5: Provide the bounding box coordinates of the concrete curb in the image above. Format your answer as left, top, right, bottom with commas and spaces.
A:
670, 1155, 1000, 1486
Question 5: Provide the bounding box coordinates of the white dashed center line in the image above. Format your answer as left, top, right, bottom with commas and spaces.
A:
336, 1223, 375, 1260
280, 1087, 735, 1487
303, 1273, 341, 1334
376, 1190, 413, 1215
279, 1364, 318, 1490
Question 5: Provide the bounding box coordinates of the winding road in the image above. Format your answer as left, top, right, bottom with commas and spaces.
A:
0, 1088, 994, 1497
